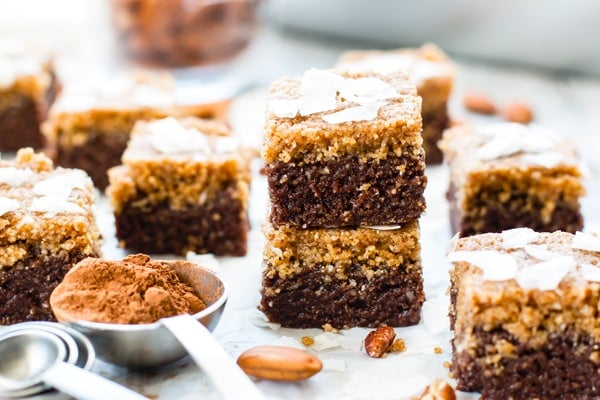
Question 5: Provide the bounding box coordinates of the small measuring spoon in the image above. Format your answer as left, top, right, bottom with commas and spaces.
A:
0, 329, 148, 400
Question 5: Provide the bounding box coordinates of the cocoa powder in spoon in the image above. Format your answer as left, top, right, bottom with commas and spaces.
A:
50, 254, 206, 324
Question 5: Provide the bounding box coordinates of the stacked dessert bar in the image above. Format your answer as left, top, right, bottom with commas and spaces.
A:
107, 116, 251, 256
448, 228, 600, 399
440, 122, 584, 236
0, 46, 59, 151
337, 43, 455, 164
260, 68, 427, 329
0, 148, 100, 324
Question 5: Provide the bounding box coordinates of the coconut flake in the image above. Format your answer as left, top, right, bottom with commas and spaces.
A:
312, 332, 360, 352
267, 98, 300, 118
0, 167, 34, 187
246, 309, 281, 331
33, 170, 90, 198
270, 336, 305, 350
581, 263, 600, 282
475, 123, 559, 161
515, 256, 575, 290
298, 69, 341, 116
501, 227, 539, 249
322, 102, 381, 124
521, 151, 566, 168
148, 117, 210, 154
214, 137, 240, 154
447, 250, 518, 281
524, 244, 562, 261
30, 196, 85, 215
129, 85, 174, 108
0, 196, 19, 216
343, 371, 429, 400
572, 231, 600, 252
364, 225, 402, 231
338, 77, 399, 105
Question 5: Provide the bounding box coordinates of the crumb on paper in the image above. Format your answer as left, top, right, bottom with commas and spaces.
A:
434, 346, 443, 354
322, 323, 338, 333
389, 338, 407, 353
443, 361, 451, 369
301, 336, 315, 346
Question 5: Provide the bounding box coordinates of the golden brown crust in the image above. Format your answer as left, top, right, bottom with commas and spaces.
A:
107, 117, 251, 212
263, 221, 421, 281
0, 149, 100, 268
451, 231, 600, 355
263, 69, 422, 163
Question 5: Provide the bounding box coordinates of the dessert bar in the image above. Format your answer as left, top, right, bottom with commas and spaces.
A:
264, 68, 426, 229
0, 46, 59, 151
440, 123, 584, 236
261, 221, 424, 329
107, 117, 251, 256
448, 228, 600, 399
0, 148, 100, 324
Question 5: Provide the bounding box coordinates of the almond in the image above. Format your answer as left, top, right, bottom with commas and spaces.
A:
364, 326, 396, 358
463, 92, 497, 115
503, 101, 534, 124
236, 345, 322, 381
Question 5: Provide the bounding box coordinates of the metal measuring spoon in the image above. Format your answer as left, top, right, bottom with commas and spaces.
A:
0, 329, 148, 400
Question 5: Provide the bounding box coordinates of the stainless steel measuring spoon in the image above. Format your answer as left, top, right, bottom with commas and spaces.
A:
0, 329, 148, 400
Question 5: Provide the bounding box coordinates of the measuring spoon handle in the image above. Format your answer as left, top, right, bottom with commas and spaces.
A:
42, 361, 148, 400
161, 314, 266, 400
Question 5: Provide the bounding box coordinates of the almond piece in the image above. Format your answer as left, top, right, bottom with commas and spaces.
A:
419, 379, 456, 400
503, 101, 534, 124
236, 345, 322, 381
364, 326, 396, 358
463, 92, 497, 115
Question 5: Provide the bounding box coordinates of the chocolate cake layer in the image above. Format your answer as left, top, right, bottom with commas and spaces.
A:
447, 181, 583, 237
114, 189, 249, 256
55, 130, 128, 190
260, 264, 424, 329
267, 155, 426, 228
453, 328, 600, 399
0, 93, 48, 151
422, 106, 449, 165
0, 253, 90, 324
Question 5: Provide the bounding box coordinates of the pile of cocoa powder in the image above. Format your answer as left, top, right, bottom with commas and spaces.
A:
50, 254, 206, 324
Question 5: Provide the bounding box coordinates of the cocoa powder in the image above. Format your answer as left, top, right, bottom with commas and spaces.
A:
50, 254, 206, 324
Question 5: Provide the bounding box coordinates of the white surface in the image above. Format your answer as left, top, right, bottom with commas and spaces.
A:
10, 16, 600, 400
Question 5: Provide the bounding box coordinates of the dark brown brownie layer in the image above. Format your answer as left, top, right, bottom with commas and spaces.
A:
55, 130, 129, 190
267, 155, 426, 228
452, 328, 600, 399
447, 182, 583, 237
260, 264, 424, 329
422, 106, 449, 165
0, 92, 47, 151
0, 252, 91, 325
115, 188, 248, 256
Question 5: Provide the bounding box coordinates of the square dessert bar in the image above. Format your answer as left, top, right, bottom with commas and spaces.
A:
0, 47, 59, 151
43, 74, 224, 190
337, 43, 455, 164
260, 221, 424, 329
439, 123, 584, 237
107, 117, 251, 256
448, 228, 600, 399
0, 148, 100, 324
264, 68, 426, 229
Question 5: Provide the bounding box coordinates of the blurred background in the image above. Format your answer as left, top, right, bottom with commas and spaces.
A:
2, 0, 599, 79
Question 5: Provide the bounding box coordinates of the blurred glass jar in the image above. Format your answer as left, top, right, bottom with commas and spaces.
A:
108, 0, 260, 68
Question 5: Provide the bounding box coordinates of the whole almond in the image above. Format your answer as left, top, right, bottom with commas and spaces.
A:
237, 345, 322, 381
364, 326, 396, 358
503, 101, 534, 124
463, 92, 497, 115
